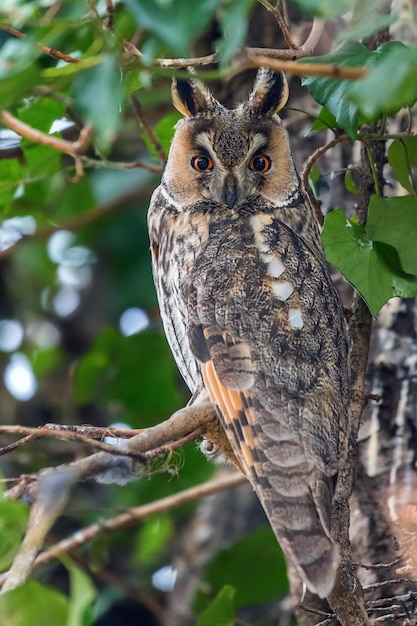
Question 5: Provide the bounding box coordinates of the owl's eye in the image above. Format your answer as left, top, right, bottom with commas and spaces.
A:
191, 155, 214, 171
249, 154, 271, 172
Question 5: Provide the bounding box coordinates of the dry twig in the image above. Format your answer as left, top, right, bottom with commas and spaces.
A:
0, 23, 80, 64
0, 471, 246, 588
0, 110, 92, 181
301, 134, 351, 225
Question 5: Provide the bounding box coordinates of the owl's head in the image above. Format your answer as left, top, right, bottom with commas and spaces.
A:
162, 69, 299, 209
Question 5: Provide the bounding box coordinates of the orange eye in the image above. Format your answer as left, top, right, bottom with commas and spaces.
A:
191, 155, 214, 171
249, 154, 271, 172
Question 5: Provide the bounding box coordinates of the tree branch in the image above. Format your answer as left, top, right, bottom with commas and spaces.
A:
0, 471, 246, 589
0, 23, 80, 64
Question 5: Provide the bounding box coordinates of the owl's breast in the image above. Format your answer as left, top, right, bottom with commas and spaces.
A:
148, 190, 211, 392
187, 209, 348, 398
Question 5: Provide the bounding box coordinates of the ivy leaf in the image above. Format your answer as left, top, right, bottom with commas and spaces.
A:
348, 42, 417, 119
367, 195, 417, 275
301, 41, 417, 138
322, 208, 417, 316
388, 136, 417, 194
196, 586, 235, 626
309, 107, 339, 132
300, 41, 372, 138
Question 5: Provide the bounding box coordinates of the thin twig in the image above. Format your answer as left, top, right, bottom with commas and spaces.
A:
0, 23, 80, 64
4, 404, 220, 502
81, 156, 162, 173
0, 471, 246, 587
0, 425, 148, 460
299, 18, 325, 55
0, 434, 44, 457
0, 111, 92, 181
363, 578, 416, 592
301, 134, 351, 225
353, 557, 403, 571
257, 0, 297, 49
130, 94, 167, 164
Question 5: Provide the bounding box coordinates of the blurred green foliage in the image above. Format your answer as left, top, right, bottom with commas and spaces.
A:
0, 0, 416, 624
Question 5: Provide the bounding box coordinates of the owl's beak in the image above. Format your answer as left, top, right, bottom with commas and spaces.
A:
222, 174, 238, 208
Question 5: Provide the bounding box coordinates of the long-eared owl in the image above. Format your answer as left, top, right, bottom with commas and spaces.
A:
148, 69, 349, 598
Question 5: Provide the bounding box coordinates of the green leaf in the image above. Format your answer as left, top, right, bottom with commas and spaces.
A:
322, 208, 417, 316
67, 565, 96, 626
290, 0, 351, 18
18, 98, 66, 134
388, 136, 417, 194
135, 515, 173, 565
0, 40, 41, 107
144, 112, 182, 159
336, 0, 396, 43
309, 106, 339, 132
301, 41, 372, 138
73, 326, 118, 404
21, 142, 62, 178
196, 586, 235, 626
0, 496, 29, 571
348, 42, 417, 119
344, 167, 360, 195
72, 55, 122, 152
73, 328, 183, 425
216, 0, 256, 65
124, 0, 218, 57
200, 527, 287, 609
367, 195, 417, 275
0, 581, 68, 626
308, 162, 321, 199
0, 160, 23, 213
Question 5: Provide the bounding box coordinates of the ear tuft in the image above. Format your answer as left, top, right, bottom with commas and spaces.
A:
249, 69, 289, 117
171, 78, 218, 117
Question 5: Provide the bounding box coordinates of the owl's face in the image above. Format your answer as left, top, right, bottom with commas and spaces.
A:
162, 70, 299, 210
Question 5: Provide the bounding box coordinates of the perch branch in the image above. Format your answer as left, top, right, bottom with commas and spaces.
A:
4, 403, 220, 502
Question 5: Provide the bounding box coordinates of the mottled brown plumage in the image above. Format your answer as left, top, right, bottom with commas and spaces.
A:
148, 69, 349, 598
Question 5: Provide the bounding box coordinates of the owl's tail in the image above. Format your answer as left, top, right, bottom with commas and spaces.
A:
263, 488, 339, 598
200, 356, 339, 598
251, 439, 339, 599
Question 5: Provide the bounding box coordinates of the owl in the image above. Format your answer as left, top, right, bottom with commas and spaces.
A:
148, 68, 349, 599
